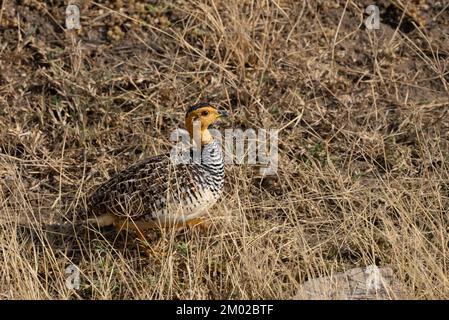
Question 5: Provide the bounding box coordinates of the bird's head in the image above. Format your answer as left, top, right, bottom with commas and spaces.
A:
185, 103, 228, 145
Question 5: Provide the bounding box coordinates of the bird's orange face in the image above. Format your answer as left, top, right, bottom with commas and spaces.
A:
185, 104, 228, 144
185, 105, 227, 129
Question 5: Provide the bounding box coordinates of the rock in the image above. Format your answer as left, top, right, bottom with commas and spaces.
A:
294, 265, 408, 300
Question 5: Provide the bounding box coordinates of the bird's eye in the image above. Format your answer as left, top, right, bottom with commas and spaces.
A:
201, 110, 209, 116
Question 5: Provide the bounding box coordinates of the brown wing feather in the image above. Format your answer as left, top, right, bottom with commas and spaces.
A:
85, 153, 207, 221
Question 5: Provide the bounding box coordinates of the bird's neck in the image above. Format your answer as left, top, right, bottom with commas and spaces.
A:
186, 121, 213, 145
199, 129, 213, 145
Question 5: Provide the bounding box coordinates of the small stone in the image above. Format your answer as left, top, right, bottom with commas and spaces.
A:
294, 265, 408, 300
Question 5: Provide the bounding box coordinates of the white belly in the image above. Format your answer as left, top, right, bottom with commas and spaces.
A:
154, 188, 219, 224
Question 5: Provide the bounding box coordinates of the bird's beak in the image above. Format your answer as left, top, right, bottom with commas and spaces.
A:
218, 109, 229, 117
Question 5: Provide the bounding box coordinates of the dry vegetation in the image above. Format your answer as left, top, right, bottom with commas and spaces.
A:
0, 0, 448, 299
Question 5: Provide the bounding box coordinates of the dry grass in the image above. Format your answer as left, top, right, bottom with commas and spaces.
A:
0, 0, 448, 299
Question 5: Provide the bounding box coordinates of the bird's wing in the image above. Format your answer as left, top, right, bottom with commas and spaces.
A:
84, 153, 205, 220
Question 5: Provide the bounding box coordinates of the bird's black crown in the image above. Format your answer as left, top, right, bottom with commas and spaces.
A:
186, 102, 213, 116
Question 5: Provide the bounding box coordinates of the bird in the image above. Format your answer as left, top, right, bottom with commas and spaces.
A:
78, 103, 228, 243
